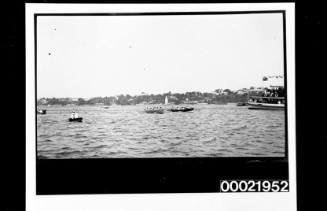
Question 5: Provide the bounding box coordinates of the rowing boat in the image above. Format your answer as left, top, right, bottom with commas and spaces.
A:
68, 117, 83, 122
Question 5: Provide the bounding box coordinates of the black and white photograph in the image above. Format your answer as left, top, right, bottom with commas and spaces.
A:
36, 13, 286, 159
26, 3, 296, 211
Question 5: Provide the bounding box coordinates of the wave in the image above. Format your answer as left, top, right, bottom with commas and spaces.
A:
37, 104, 285, 158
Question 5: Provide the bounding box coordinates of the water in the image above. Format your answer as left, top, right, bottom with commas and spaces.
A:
37, 104, 285, 158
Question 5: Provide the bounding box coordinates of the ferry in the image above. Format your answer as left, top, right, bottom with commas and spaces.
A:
247, 76, 285, 110
248, 96, 285, 110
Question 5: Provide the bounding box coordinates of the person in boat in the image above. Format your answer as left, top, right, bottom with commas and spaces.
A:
71, 111, 79, 119
71, 111, 75, 119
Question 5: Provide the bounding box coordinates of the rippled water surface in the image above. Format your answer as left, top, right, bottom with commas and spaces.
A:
37, 104, 285, 158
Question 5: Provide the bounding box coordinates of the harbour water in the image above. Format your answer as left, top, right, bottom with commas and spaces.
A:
37, 104, 285, 158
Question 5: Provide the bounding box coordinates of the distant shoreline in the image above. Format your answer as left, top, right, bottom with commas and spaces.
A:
37, 89, 256, 106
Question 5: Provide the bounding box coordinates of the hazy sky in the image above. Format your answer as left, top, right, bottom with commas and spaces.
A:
37, 13, 284, 98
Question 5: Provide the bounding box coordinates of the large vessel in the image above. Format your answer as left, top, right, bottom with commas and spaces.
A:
247, 76, 285, 110
248, 96, 285, 110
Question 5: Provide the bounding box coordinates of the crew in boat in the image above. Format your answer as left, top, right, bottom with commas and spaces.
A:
71, 111, 75, 119
71, 111, 79, 119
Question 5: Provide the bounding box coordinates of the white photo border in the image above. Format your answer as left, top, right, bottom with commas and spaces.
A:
26, 3, 296, 211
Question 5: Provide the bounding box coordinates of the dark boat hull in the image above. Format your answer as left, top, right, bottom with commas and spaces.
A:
69, 117, 83, 122
169, 107, 194, 112
170, 109, 180, 112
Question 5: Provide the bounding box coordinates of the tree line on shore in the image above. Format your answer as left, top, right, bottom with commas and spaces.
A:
37, 89, 253, 106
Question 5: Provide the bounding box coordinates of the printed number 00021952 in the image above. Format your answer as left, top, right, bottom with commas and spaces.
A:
219, 180, 289, 192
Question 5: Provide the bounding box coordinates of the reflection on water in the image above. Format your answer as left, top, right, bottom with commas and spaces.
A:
37, 104, 285, 158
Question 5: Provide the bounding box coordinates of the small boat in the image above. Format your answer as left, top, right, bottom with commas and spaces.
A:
144, 107, 164, 114
68, 117, 83, 122
168, 107, 194, 112
37, 109, 47, 114
103, 106, 109, 109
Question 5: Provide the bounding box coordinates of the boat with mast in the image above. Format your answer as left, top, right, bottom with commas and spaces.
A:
164, 96, 169, 105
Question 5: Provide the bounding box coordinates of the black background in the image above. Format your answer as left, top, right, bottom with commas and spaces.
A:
37, 158, 288, 194
3, 0, 325, 211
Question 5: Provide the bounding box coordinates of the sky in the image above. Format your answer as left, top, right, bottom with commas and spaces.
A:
37, 13, 284, 98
